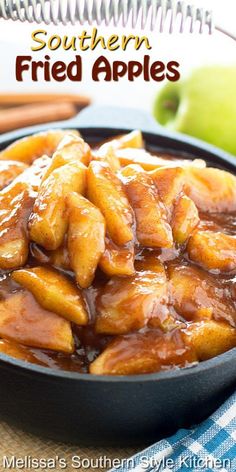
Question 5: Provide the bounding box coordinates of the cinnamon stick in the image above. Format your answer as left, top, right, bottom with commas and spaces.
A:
0, 102, 77, 133
0, 93, 91, 109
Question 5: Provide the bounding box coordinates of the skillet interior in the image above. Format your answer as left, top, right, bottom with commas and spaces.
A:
0, 123, 236, 382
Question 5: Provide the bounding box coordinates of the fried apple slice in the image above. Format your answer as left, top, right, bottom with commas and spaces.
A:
120, 165, 173, 248
87, 161, 134, 246
185, 167, 236, 213
151, 166, 185, 211
99, 239, 135, 277
67, 192, 105, 288
0, 339, 78, 370
116, 148, 163, 171
0, 129, 79, 164
95, 264, 169, 334
0, 182, 34, 270
29, 161, 86, 250
169, 264, 236, 326
17, 155, 51, 192
42, 134, 91, 181
0, 156, 51, 270
184, 321, 236, 361
172, 195, 199, 244
0, 161, 28, 190
134, 250, 179, 331
117, 149, 205, 172
56, 133, 91, 164
0, 339, 42, 364
116, 130, 143, 149
0, 291, 74, 353
12, 267, 88, 325
93, 146, 121, 172
187, 231, 236, 272
100, 130, 143, 152
90, 329, 197, 375
93, 131, 143, 171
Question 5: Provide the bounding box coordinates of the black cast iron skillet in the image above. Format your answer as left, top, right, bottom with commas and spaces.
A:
0, 106, 236, 446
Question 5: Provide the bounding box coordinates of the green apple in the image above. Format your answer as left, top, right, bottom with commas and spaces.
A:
153, 66, 236, 155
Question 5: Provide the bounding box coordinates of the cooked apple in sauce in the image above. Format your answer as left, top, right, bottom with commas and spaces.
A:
0, 128, 235, 375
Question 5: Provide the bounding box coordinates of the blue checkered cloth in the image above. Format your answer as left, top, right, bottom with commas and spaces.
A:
111, 392, 236, 472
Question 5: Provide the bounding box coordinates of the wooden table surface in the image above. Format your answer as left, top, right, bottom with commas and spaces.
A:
0, 420, 143, 472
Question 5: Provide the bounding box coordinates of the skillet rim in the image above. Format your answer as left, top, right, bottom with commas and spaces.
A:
0, 122, 236, 383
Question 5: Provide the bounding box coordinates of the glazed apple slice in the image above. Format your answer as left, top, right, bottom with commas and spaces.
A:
184, 321, 236, 361
93, 130, 143, 173
87, 161, 134, 246
100, 130, 143, 152
172, 195, 199, 244
169, 264, 236, 326
99, 238, 135, 277
42, 134, 91, 181
10, 154, 50, 193
120, 164, 173, 248
95, 262, 169, 335
18, 155, 51, 191
0, 160, 28, 190
151, 166, 185, 210
0, 129, 79, 164
93, 146, 121, 172
0, 291, 74, 353
187, 230, 236, 272
0, 339, 72, 368
185, 167, 236, 213
29, 160, 86, 250
117, 150, 205, 172
115, 130, 143, 149
67, 192, 105, 288
0, 339, 40, 364
135, 250, 180, 332
116, 148, 163, 171
0, 187, 32, 269
12, 267, 88, 325
90, 329, 197, 375
0, 156, 51, 270
0, 183, 34, 270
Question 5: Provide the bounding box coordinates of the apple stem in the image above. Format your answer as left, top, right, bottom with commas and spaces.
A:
163, 99, 178, 113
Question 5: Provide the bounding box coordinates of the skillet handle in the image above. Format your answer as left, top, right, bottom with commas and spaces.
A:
70, 105, 167, 135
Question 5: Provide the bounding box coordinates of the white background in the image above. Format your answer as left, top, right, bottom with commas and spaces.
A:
0, 0, 235, 112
